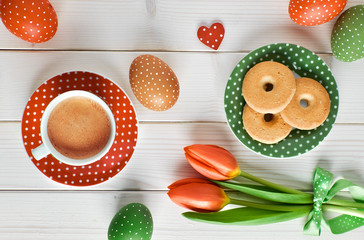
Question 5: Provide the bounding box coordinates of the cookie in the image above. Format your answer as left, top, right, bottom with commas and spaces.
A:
243, 104, 292, 144
281, 77, 331, 130
242, 61, 296, 114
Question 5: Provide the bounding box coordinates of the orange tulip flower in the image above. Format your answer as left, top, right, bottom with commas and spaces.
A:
184, 144, 241, 180
167, 178, 230, 212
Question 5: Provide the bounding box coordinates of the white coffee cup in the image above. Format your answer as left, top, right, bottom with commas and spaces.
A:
31, 90, 116, 166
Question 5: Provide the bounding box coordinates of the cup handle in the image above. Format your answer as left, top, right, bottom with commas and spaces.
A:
31, 144, 50, 160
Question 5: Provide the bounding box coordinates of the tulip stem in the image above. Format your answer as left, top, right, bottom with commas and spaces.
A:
322, 205, 364, 219
229, 198, 312, 212
239, 171, 304, 194
326, 198, 364, 210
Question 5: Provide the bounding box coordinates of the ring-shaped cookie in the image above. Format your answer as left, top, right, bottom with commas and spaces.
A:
242, 61, 296, 114
243, 105, 292, 144
281, 77, 330, 130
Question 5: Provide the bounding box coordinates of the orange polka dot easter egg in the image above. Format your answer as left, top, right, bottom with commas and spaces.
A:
129, 55, 180, 111
289, 0, 347, 26
0, 0, 58, 43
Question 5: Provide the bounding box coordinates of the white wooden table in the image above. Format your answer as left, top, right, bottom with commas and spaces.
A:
1, 0, 364, 239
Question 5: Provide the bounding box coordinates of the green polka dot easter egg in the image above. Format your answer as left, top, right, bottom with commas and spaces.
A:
331, 5, 364, 62
108, 203, 153, 240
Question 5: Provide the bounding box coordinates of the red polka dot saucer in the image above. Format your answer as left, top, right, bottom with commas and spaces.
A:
21, 71, 138, 186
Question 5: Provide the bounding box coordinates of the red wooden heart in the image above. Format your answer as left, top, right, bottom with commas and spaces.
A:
197, 23, 225, 50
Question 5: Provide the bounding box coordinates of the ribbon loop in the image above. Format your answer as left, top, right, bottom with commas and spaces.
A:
304, 167, 364, 235
327, 179, 364, 234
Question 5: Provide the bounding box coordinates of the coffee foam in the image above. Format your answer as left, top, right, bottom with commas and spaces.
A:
47, 96, 111, 159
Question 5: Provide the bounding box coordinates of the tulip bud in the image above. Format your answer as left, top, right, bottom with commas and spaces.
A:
184, 144, 241, 180
167, 178, 230, 212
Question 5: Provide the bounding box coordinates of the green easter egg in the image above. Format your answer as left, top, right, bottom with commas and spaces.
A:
331, 5, 364, 62
108, 203, 153, 240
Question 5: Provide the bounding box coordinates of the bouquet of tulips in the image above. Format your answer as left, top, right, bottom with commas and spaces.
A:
167, 144, 364, 236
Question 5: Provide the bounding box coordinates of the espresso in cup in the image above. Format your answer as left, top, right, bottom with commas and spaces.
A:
31, 90, 116, 165
47, 96, 111, 159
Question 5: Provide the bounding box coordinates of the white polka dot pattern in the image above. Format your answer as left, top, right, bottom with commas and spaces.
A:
224, 43, 339, 158
0, 0, 58, 43
21, 71, 138, 186
130, 55, 180, 111
289, 0, 347, 26
108, 203, 153, 240
331, 5, 364, 62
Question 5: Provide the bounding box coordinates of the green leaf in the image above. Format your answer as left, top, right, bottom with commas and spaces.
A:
183, 207, 310, 225
212, 180, 313, 204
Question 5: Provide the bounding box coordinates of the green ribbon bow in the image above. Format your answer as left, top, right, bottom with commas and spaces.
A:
304, 167, 364, 235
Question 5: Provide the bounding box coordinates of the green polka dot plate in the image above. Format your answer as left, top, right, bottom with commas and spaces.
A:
224, 43, 339, 158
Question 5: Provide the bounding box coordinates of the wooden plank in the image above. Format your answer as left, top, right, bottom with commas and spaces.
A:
1, 1, 363, 239
0, 122, 363, 190
0, 51, 363, 123
0, 190, 363, 240
0, 0, 362, 52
